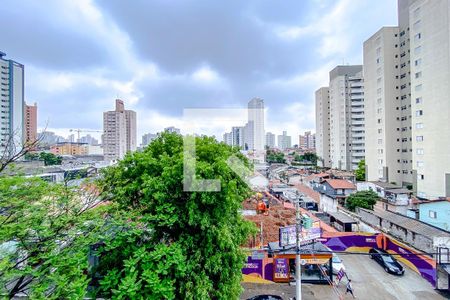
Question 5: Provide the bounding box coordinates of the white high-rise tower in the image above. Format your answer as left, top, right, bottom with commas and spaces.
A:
247, 98, 265, 151
0, 51, 24, 155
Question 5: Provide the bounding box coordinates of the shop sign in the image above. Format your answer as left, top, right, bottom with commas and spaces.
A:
273, 258, 289, 280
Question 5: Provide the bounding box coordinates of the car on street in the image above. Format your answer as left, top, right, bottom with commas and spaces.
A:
369, 248, 405, 275
247, 295, 283, 300
331, 252, 346, 274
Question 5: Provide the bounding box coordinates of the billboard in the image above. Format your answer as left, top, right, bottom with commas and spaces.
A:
279, 225, 296, 247
279, 221, 321, 247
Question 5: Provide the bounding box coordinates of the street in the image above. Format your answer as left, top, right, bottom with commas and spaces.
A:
241, 253, 447, 299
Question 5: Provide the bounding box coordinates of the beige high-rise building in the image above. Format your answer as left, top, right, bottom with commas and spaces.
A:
24, 102, 37, 144
328, 65, 365, 171
103, 99, 136, 161
299, 131, 316, 150
364, 0, 450, 199
315, 87, 331, 167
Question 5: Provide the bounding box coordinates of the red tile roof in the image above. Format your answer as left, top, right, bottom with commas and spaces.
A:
325, 179, 356, 190
314, 172, 330, 178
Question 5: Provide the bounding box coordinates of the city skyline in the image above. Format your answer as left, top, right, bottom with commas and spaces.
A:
0, 0, 397, 140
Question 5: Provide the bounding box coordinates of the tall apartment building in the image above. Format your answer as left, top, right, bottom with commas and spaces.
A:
247, 98, 265, 151
79, 134, 99, 145
364, 0, 450, 199
24, 102, 37, 144
315, 87, 331, 167
103, 99, 137, 161
407, 0, 450, 199
223, 132, 233, 145
348, 72, 365, 170
38, 131, 65, 146
328, 65, 365, 171
242, 122, 253, 150
277, 131, 291, 150
232, 126, 244, 148
364, 27, 410, 185
0, 51, 24, 154
299, 131, 316, 150
141, 133, 158, 148
265, 132, 275, 148
164, 126, 181, 134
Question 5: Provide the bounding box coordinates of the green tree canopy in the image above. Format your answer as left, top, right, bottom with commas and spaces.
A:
24, 152, 40, 161
39, 152, 62, 166
345, 190, 378, 212
266, 150, 285, 164
293, 152, 318, 165
95, 133, 255, 299
355, 159, 366, 181
0, 176, 107, 298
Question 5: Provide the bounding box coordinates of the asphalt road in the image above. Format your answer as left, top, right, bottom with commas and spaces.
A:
241, 253, 447, 300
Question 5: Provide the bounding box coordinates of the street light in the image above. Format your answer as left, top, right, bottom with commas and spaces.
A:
295, 198, 303, 300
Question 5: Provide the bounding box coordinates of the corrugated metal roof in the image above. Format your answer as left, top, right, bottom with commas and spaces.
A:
328, 211, 357, 224
362, 208, 450, 237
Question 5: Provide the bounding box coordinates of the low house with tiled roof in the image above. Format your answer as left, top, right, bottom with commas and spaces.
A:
313, 179, 356, 213
306, 172, 331, 189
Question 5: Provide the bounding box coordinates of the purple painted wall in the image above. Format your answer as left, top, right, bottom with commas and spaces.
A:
242, 233, 437, 287
321, 233, 436, 287
385, 237, 436, 286
242, 257, 263, 277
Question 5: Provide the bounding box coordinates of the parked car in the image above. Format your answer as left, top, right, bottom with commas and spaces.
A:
247, 295, 283, 300
369, 248, 405, 275
332, 252, 346, 274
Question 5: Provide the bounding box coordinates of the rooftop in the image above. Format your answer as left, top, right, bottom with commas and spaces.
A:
385, 188, 412, 194
369, 181, 400, 189
328, 211, 357, 224
325, 179, 356, 190
359, 208, 450, 237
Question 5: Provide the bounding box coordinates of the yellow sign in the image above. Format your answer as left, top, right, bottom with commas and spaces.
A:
302, 258, 329, 264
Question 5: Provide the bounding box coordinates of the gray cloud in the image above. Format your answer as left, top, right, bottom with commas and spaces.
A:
1, 0, 397, 138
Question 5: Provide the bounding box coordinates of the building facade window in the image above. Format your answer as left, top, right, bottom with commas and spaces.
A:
429, 210, 437, 219
414, 33, 422, 42
416, 136, 424, 142
414, 46, 422, 55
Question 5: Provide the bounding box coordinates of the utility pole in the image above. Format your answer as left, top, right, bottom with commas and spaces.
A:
295, 199, 302, 300
260, 222, 263, 248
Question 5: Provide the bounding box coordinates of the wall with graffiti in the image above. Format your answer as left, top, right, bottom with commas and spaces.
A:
242, 232, 437, 287
320, 232, 436, 287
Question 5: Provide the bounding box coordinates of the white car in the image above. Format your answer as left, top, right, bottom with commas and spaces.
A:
332, 253, 346, 274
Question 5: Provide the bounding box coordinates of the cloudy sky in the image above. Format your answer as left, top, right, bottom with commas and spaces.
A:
1, 0, 397, 143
